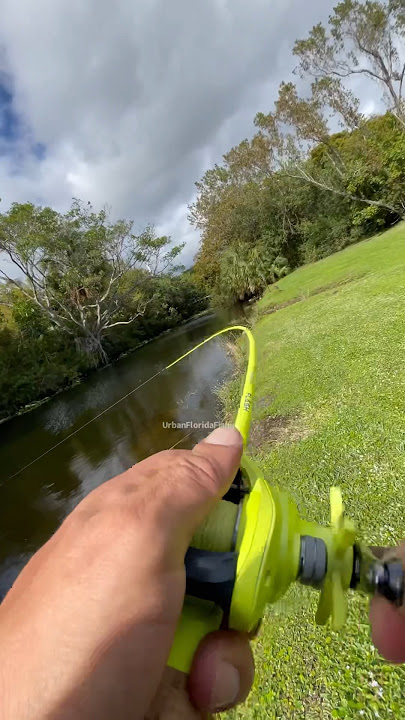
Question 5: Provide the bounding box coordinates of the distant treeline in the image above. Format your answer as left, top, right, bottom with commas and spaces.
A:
0, 201, 207, 419
190, 0, 405, 304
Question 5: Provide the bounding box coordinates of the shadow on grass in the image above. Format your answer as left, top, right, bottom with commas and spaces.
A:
258, 275, 366, 317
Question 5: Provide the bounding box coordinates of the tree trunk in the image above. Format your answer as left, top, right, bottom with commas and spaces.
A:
287, 170, 403, 218
75, 332, 109, 366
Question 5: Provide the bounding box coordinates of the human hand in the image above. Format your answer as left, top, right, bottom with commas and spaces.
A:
369, 544, 405, 664
0, 426, 254, 720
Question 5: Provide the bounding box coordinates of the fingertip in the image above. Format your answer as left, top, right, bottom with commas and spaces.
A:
192, 428, 243, 498
370, 596, 405, 664
202, 427, 243, 448
188, 631, 254, 713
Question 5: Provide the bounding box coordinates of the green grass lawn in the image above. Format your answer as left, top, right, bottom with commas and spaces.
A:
224, 224, 405, 719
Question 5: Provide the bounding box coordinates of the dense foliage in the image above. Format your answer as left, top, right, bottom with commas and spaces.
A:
191, 0, 405, 304
0, 202, 207, 420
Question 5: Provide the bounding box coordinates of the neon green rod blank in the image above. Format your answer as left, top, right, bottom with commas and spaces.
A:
165, 325, 256, 447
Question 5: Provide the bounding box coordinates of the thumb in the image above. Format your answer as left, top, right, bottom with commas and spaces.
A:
369, 543, 405, 663
183, 425, 243, 538
152, 426, 243, 559
193, 425, 243, 488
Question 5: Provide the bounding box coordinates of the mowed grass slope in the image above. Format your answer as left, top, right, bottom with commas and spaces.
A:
225, 223, 405, 719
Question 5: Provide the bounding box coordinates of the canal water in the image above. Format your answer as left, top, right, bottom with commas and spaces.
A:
0, 307, 249, 599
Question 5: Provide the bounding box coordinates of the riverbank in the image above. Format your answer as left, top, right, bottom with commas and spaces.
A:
223, 222, 405, 719
0, 308, 214, 427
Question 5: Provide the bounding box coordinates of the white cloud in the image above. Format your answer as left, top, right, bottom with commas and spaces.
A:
0, 0, 335, 267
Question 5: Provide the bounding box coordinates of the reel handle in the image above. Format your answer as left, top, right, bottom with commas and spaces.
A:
351, 545, 405, 609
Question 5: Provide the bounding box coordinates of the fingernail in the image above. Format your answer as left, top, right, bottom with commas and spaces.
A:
209, 661, 240, 712
204, 426, 242, 447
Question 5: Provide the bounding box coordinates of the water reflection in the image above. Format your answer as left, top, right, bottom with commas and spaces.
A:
0, 308, 249, 599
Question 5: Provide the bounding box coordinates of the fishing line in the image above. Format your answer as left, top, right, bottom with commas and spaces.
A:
168, 431, 193, 450
6, 367, 165, 481
5, 325, 255, 481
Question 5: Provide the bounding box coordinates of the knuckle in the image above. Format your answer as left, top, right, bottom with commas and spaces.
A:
172, 454, 221, 499
71, 480, 142, 531
67, 448, 224, 541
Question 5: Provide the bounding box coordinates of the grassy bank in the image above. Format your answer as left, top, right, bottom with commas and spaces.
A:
224, 223, 405, 719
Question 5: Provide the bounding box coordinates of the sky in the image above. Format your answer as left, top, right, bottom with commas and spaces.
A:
0, 0, 360, 268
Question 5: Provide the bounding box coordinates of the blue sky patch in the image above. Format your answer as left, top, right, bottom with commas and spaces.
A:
0, 83, 46, 163
0, 84, 20, 142
33, 142, 46, 161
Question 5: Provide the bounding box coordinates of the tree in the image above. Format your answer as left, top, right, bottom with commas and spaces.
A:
0, 200, 183, 363
293, 0, 405, 127
190, 0, 405, 307
191, 106, 405, 304
242, 1, 405, 219
219, 242, 289, 303
191, 175, 266, 292
190, 139, 304, 296
254, 83, 403, 218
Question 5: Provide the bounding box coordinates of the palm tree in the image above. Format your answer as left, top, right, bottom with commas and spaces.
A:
220, 242, 289, 302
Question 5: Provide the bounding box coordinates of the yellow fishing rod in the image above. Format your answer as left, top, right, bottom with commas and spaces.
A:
166, 324, 256, 447
165, 325, 405, 673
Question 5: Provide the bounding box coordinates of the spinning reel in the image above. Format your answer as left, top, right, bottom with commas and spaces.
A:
164, 326, 404, 672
